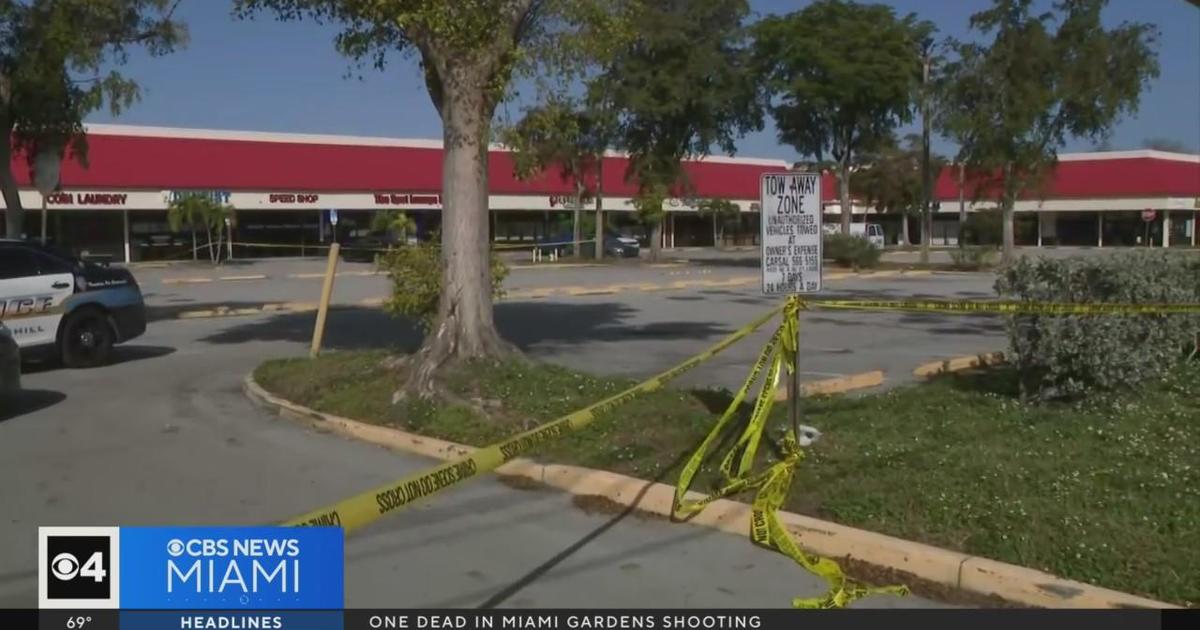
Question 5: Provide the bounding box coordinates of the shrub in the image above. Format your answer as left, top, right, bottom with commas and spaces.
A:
960, 209, 1004, 246
949, 246, 997, 271
823, 233, 881, 270
994, 251, 1200, 401
378, 239, 508, 332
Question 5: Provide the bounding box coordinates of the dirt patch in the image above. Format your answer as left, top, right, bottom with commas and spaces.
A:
837, 556, 1021, 609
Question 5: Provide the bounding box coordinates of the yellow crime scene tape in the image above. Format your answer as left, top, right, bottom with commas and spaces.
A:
282, 300, 786, 530
218, 239, 597, 254
673, 296, 907, 608
807, 298, 1200, 316
277, 286, 1200, 607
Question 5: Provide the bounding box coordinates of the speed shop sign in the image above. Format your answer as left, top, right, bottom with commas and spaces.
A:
760, 173, 823, 295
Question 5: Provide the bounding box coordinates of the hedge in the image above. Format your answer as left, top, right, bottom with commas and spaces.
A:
994, 251, 1200, 401
823, 233, 881, 270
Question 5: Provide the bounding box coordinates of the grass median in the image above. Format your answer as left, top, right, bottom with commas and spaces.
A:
255, 352, 1200, 606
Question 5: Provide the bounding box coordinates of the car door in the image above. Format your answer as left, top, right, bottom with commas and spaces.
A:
0, 247, 75, 348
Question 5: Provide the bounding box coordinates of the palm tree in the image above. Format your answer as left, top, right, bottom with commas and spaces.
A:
167, 196, 234, 264
371, 209, 418, 244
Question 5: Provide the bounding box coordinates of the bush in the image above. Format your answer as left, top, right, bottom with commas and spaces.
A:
948, 246, 997, 271
994, 251, 1200, 401
823, 233, 881, 270
960, 209, 1004, 246
378, 239, 508, 332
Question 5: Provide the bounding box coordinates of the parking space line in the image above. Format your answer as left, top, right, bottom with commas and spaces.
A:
219, 274, 268, 281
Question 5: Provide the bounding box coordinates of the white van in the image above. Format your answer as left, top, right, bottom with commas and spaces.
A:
823, 223, 886, 248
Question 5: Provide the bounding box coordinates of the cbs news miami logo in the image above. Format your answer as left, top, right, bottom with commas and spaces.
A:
39, 526, 343, 610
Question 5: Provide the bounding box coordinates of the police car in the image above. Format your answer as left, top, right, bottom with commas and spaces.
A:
0, 321, 18, 394
0, 239, 146, 367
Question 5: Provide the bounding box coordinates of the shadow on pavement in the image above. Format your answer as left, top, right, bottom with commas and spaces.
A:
0, 389, 67, 422
685, 256, 762, 270
196, 302, 735, 352
20, 345, 176, 375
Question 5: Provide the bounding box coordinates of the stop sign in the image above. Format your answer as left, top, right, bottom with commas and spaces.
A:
1141, 209, 1157, 222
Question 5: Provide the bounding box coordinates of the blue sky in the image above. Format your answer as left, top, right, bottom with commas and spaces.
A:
88, 0, 1200, 161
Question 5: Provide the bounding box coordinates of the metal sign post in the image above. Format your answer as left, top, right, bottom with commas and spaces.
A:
33, 147, 61, 245
760, 173, 823, 440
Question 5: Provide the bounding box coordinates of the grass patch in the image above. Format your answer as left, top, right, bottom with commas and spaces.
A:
255, 353, 1200, 606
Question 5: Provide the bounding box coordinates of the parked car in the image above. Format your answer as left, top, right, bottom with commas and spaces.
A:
0, 239, 146, 368
537, 234, 641, 259
0, 322, 18, 395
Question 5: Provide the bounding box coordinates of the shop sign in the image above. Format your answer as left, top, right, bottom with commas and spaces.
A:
46, 192, 128, 206
269, 193, 320, 204
165, 190, 232, 205
550, 195, 584, 209
374, 193, 411, 205
409, 194, 440, 205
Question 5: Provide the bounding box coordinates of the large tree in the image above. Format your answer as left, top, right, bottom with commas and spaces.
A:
938, 0, 1159, 262
0, 0, 185, 238
501, 95, 617, 259
851, 134, 925, 247
599, 0, 762, 262
753, 0, 928, 236
234, 0, 629, 398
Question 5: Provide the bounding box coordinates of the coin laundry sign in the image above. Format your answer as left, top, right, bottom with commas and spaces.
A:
45, 193, 128, 205
760, 173, 822, 295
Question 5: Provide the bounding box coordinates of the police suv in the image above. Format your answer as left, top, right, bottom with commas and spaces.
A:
0, 239, 146, 367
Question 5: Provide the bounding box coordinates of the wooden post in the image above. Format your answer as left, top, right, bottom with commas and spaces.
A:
310, 243, 340, 358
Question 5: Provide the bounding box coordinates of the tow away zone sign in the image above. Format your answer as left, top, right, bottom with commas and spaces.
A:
761, 173, 822, 295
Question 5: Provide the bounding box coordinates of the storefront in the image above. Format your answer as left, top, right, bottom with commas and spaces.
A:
1, 125, 1196, 260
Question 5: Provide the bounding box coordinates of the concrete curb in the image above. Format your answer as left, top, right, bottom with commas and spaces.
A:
913, 352, 1007, 378
774, 370, 885, 401
243, 373, 1177, 609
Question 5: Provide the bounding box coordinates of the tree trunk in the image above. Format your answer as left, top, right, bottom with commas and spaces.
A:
839, 160, 852, 236
0, 133, 25, 239
594, 157, 604, 261
572, 180, 583, 259
900, 212, 910, 246
712, 215, 719, 248
403, 72, 514, 400
191, 225, 198, 261
1001, 163, 1016, 263
920, 55, 932, 264
206, 226, 217, 264
649, 218, 663, 262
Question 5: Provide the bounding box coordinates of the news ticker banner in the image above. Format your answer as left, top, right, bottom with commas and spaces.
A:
27, 526, 1194, 630
8, 609, 1196, 630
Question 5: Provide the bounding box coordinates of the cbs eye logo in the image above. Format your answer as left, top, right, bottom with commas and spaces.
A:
39, 527, 120, 607
46, 536, 110, 599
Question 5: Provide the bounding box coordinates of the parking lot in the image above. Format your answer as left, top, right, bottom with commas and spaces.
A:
1, 255, 1005, 609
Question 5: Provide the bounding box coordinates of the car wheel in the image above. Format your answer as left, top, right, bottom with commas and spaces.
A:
60, 308, 115, 368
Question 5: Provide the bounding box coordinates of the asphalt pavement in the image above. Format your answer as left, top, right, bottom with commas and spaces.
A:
0, 311, 944, 609
0, 255, 1004, 609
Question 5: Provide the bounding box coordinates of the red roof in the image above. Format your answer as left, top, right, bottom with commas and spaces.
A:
11, 126, 787, 200
10, 126, 1198, 203
934, 157, 1200, 201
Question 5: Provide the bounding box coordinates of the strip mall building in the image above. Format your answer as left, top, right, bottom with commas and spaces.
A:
1, 124, 1197, 262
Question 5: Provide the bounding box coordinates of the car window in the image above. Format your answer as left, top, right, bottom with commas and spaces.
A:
0, 248, 41, 280
34, 251, 75, 275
